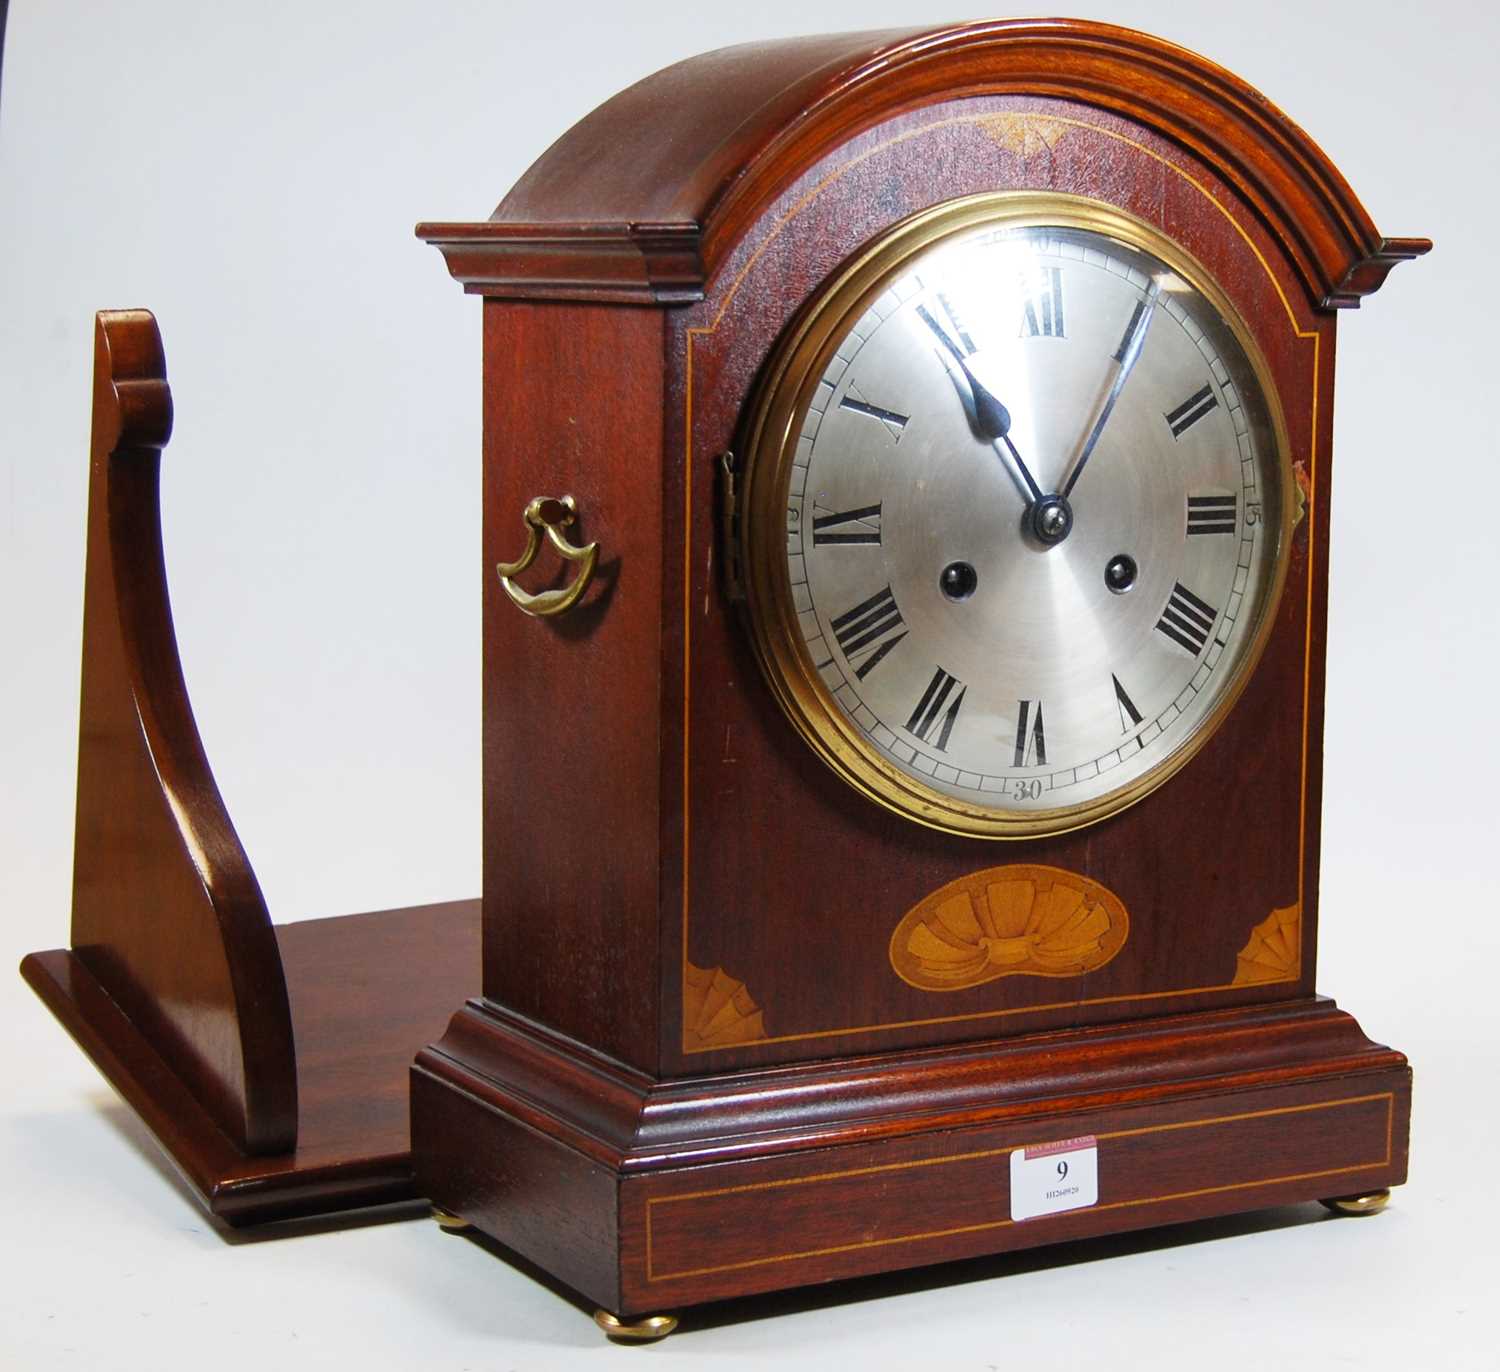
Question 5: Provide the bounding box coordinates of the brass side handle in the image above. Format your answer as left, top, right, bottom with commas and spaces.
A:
496, 495, 599, 618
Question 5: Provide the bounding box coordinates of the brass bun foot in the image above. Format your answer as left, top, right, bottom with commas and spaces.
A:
593, 1310, 679, 1342
1320, 1188, 1391, 1217
431, 1205, 474, 1233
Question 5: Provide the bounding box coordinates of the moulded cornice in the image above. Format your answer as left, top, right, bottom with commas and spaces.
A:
418, 20, 1428, 307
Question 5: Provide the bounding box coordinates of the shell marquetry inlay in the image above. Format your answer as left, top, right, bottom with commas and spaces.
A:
889, 865, 1130, 992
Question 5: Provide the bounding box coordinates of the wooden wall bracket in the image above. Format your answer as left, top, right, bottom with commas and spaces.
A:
19, 310, 478, 1225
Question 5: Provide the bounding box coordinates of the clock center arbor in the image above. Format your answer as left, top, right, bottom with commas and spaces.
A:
412, 20, 1425, 1322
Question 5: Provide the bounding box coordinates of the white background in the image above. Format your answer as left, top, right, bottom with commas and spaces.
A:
2, 1, 1495, 1367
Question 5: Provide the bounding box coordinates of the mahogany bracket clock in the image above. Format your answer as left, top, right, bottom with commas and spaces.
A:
410, 19, 1427, 1336
18, 15, 1428, 1341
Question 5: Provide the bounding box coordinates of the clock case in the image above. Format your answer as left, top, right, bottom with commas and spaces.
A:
413, 22, 1425, 1318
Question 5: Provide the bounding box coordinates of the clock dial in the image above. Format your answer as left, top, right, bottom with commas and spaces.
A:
742, 196, 1291, 836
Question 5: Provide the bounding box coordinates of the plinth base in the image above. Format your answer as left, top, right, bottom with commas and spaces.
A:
412, 995, 1409, 1316
22, 899, 478, 1224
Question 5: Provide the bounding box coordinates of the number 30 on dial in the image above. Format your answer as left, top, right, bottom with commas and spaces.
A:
738, 193, 1292, 838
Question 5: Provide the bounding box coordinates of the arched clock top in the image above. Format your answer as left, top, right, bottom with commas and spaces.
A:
417, 19, 1427, 309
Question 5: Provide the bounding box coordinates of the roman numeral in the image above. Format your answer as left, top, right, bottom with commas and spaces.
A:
905, 667, 966, 751
1021, 267, 1065, 338
837, 392, 909, 440
812, 503, 882, 546
1165, 383, 1218, 438
1013, 698, 1047, 767
1155, 582, 1218, 656
830, 585, 908, 680
1112, 674, 1143, 733
1187, 493, 1238, 535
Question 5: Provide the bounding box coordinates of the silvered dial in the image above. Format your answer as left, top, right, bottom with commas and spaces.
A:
746, 198, 1288, 835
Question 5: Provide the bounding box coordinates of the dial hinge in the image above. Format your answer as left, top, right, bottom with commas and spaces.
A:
718, 451, 745, 602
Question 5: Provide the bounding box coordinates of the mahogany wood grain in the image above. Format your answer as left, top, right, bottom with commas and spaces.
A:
419, 21, 1429, 307
68, 311, 296, 1153
418, 29, 1433, 1083
662, 99, 1335, 1072
419, 995, 1401, 1172
481, 302, 666, 1069
21, 310, 482, 1221
438, 93, 1372, 1076
413, 1069, 624, 1310
619, 1073, 1407, 1311
25, 901, 478, 1224
414, 993, 1408, 1313
408, 18, 1427, 1319
417, 223, 703, 305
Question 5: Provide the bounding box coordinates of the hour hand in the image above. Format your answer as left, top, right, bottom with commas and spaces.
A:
916, 304, 1044, 504
916, 304, 1011, 439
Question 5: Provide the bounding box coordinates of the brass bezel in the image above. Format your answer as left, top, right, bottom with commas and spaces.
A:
738, 191, 1295, 840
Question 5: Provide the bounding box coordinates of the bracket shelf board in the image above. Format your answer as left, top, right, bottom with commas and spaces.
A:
24, 902, 477, 1223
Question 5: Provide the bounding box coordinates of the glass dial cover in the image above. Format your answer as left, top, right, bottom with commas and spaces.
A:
739, 194, 1292, 837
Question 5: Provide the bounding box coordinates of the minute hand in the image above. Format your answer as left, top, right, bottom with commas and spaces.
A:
1060, 283, 1160, 500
